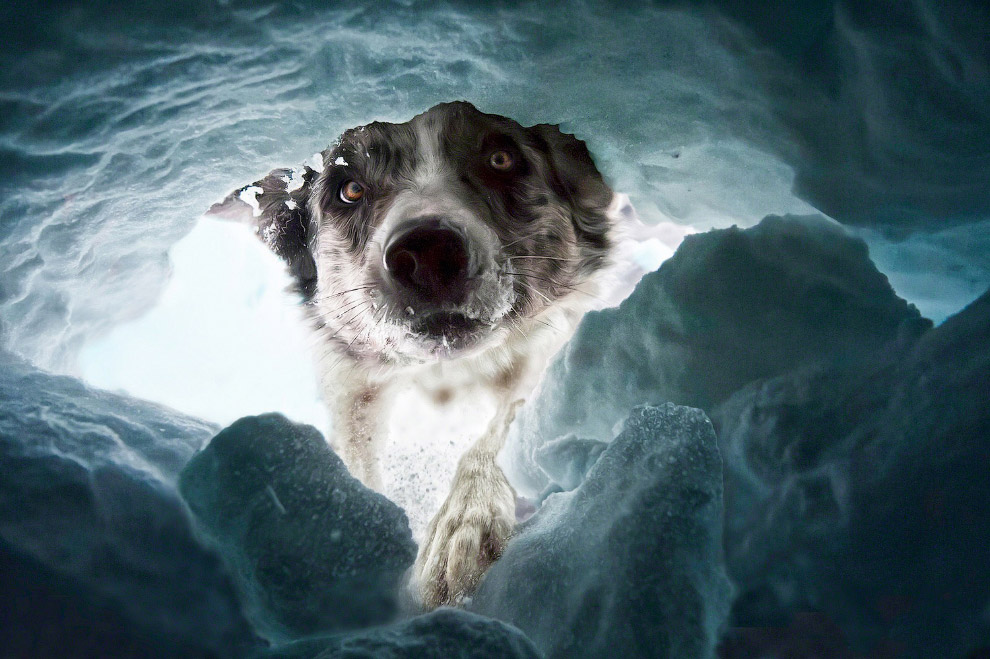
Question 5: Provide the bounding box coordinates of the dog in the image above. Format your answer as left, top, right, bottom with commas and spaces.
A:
208, 101, 617, 608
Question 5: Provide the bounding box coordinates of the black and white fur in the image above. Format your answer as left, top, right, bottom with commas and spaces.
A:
210, 101, 615, 608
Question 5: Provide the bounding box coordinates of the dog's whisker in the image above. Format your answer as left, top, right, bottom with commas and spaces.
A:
506, 270, 606, 304
508, 255, 581, 262
330, 296, 375, 319
323, 301, 374, 343
512, 277, 554, 306
317, 284, 376, 302
532, 317, 564, 333
501, 230, 545, 249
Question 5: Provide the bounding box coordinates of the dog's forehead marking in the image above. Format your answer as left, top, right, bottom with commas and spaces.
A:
412, 113, 448, 190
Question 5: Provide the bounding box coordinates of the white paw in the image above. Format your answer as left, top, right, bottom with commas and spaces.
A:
414, 455, 516, 608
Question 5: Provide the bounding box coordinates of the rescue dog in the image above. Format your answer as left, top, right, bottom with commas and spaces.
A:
209, 101, 616, 608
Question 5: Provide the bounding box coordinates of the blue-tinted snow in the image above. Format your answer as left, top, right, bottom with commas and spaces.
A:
179, 413, 417, 639
2, 216, 989, 656
265, 608, 541, 659
500, 215, 990, 655
0, 350, 257, 657
716, 286, 990, 657
503, 213, 929, 496
471, 403, 733, 659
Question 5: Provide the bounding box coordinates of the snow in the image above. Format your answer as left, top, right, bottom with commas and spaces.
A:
716, 287, 990, 657
503, 214, 928, 496
238, 185, 264, 217
470, 404, 733, 659
266, 609, 540, 658
79, 219, 328, 430
2, 214, 989, 655
179, 413, 417, 639
0, 350, 256, 657
282, 168, 306, 192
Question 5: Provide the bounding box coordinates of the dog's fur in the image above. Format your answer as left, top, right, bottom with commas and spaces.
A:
209, 101, 615, 607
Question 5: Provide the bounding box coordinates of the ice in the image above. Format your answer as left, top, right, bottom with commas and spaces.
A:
0, 349, 216, 481
2, 212, 988, 655
0, 350, 256, 656
178, 413, 417, 639
472, 404, 732, 659
504, 213, 928, 496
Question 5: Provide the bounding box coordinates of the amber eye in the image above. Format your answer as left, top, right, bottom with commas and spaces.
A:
488, 149, 514, 171
339, 180, 365, 203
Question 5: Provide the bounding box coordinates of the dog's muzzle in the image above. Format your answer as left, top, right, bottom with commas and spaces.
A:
383, 218, 475, 307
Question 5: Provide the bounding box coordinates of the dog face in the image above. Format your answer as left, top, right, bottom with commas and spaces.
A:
216, 102, 613, 366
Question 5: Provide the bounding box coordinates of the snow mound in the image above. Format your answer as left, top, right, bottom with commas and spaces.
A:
716, 288, 990, 656
179, 413, 417, 639
0, 350, 255, 657
472, 403, 732, 659
505, 213, 929, 495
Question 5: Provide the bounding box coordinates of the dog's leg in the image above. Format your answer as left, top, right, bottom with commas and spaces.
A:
414, 389, 524, 608
327, 379, 392, 491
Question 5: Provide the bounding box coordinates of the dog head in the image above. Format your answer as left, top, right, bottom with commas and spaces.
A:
211, 102, 614, 365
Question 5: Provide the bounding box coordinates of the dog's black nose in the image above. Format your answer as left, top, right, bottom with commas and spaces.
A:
384, 220, 471, 304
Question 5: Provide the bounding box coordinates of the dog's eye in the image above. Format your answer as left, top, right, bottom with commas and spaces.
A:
488, 150, 514, 171
339, 180, 365, 203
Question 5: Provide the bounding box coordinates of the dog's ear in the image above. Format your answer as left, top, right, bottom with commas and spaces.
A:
207, 163, 321, 298
529, 124, 612, 251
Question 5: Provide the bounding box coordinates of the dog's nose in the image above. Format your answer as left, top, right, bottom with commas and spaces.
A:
383, 219, 472, 304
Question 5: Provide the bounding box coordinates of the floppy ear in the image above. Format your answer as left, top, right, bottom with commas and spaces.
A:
207, 164, 320, 298
529, 124, 613, 253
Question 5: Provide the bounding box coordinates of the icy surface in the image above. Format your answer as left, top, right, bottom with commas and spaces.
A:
471, 403, 733, 659
504, 214, 927, 495
179, 413, 417, 639
0, 350, 255, 657
2, 213, 989, 655
0, 349, 216, 481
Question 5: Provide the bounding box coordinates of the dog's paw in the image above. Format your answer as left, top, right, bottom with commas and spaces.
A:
414, 456, 516, 608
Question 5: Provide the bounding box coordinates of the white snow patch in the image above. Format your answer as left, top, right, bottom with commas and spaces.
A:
282, 168, 306, 192
238, 186, 264, 218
